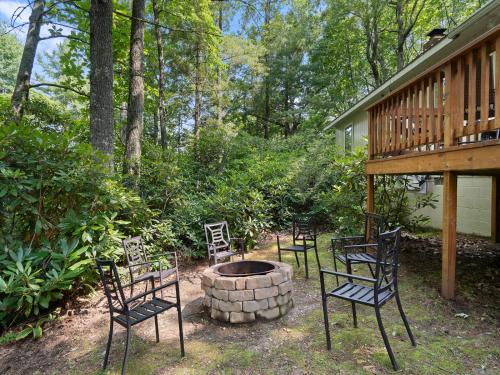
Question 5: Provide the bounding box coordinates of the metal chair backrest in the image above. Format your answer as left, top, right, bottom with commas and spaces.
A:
96, 259, 127, 314
374, 227, 401, 297
123, 236, 149, 277
204, 221, 231, 256
364, 213, 386, 243
293, 217, 316, 244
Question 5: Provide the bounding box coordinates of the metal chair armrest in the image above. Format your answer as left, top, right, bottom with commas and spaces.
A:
343, 243, 378, 250
128, 261, 154, 269
125, 279, 178, 304
320, 268, 376, 283
147, 251, 178, 268
331, 235, 364, 242
122, 275, 154, 289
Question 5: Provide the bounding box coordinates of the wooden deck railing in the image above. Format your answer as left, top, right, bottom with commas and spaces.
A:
368, 32, 500, 159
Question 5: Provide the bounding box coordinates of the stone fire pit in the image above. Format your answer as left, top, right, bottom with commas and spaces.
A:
201, 260, 293, 323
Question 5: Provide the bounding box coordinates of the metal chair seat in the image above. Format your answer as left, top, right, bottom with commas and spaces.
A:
135, 268, 177, 282
336, 252, 376, 264
280, 244, 314, 252
114, 298, 176, 326
328, 282, 393, 307
214, 250, 236, 260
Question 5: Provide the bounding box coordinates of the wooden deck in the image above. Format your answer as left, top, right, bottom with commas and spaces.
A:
366, 31, 500, 299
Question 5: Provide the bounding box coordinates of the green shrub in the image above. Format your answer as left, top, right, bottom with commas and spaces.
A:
0, 123, 151, 333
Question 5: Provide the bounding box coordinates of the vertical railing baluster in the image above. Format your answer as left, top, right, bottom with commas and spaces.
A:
456, 57, 465, 140
437, 69, 444, 145
467, 51, 477, 141
480, 43, 490, 132
429, 74, 435, 148
495, 35, 500, 131
421, 78, 428, 146
394, 94, 401, 151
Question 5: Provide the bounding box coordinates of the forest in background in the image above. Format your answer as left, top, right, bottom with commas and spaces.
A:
0, 0, 484, 337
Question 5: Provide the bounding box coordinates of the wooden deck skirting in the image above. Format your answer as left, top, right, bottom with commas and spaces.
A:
365, 140, 500, 175
365, 31, 500, 300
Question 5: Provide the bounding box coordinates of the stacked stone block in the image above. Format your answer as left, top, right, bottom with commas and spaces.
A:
201, 261, 293, 323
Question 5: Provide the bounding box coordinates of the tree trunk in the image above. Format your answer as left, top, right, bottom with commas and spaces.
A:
89, 0, 114, 171
263, 0, 271, 139
124, 0, 146, 179
216, 4, 223, 126
152, 0, 167, 149
395, 0, 405, 71
394, 0, 426, 72
193, 40, 202, 137
11, 0, 45, 123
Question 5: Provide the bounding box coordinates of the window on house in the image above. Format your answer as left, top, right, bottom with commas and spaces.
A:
344, 125, 353, 152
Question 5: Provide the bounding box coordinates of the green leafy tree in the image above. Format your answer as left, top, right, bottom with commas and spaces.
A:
0, 22, 23, 93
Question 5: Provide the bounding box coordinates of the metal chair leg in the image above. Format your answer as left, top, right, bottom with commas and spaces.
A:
314, 245, 321, 270
333, 255, 339, 286
395, 292, 416, 346
367, 263, 376, 278
175, 281, 185, 357
345, 260, 357, 328
294, 251, 300, 267
375, 306, 399, 371
320, 271, 331, 350
304, 250, 309, 279
122, 323, 132, 375
154, 315, 160, 343
277, 236, 282, 262
351, 302, 358, 328
103, 318, 113, 370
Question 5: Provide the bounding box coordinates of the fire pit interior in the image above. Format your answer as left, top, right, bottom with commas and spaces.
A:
202, 260, 294, 323
215, 260, 277, 277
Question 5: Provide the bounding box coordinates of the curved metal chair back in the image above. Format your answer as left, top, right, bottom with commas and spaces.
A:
293, 216, 316, 244
123, 236, 149, 277
374, 227, 401, 297
96, 258, 127, 314
204, 221, 231, 256
365, 213, 385, 243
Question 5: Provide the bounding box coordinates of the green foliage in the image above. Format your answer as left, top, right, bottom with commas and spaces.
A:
0, 122, 151, 332
0, 21, 23, 93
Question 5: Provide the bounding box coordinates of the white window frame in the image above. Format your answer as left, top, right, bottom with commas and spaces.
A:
344, 124, 353, 152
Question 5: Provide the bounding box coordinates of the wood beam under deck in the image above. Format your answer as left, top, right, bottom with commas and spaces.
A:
366, 141, 500, 176
442, 172, 457, 299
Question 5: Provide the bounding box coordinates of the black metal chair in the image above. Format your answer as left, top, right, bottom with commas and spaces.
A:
331, 213, 385, 285
96, 259, 185, 375
204, 221, 244, 265
277, 217, 321, 279
320, 227, 416, 371
122, 236, 178, 297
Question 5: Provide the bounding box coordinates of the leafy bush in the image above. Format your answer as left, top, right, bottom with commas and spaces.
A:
0, 123, 150, 333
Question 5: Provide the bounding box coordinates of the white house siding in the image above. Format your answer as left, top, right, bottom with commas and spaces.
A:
335, 111, 368, 150
333, 112, 492, 237
410, 176, 491, 237
352, 112, 368, 149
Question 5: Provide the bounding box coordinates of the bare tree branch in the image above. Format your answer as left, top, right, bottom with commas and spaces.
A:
30, 82, 89, 97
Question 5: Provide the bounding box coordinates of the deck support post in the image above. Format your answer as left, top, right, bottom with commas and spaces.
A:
367, 174, 375, 213
492, 176, 500, 243
442, 171, 457, 299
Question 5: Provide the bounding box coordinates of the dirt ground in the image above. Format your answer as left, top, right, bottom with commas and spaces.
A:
0, 233, 499, 374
